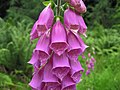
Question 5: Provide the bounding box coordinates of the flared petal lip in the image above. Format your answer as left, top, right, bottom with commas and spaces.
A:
52, 67, 70, 75
52, 67, 70, 81
68, 47, 82, 53
50, 42, 69, 56
27, 60, 35, 65
34, 49, 50, 58
71, 72, 82, 83
37, 24, 48, 34
62, 84, 76, 90
67, 48, 82, 60
71, 68, 84, 76
27, 50, 38, 65
70, 24, 79, 30
42, 80, 60, 85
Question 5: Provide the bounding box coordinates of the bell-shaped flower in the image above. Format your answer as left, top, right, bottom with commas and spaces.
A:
42, 59, 60, 89
52, 53, 70, 80
28, 50, 39, 65
64, 8, 79, 31
50, 20, 68, 55
73, 32, 88, 53
37, 5, 54, 35
67, 31, 82, 60
76, 15, 87, 37
74, 0, 87, 13
62, 75, 76, 90
29, 68, 44, 90
30, 21, 39, 41
35, 31, 50, 65
70, 60, 84, 83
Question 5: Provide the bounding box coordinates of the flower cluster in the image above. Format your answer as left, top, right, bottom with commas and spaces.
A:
28, 0, 90, 90
86, 54, 96, 75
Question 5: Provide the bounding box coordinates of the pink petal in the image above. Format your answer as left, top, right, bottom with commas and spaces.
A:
64, 8, 79, 31
70, 60, 84, 83
52, 53, 70, 80
67, 31, 82, 60
42, 59, 60, 88
62, 74, 76, 90
50, 20, 68, 56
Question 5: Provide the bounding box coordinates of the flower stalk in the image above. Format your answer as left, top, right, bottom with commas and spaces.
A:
57, 0, 61, 16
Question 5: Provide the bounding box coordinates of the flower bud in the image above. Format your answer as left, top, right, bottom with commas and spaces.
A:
75, 0, 87, 13
86, 69, 90, 76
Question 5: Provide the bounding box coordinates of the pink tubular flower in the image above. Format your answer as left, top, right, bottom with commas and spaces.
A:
42, 59, 60, 89
50, 20, 68, 56
62, 75, 76, 90
52, 53, 70, 81
28, 50, 39, 65
30, 5, 54, 41
37, 5, 54, 35
70, 60, 84, 83
35, 31, 50, 65
64, 8, 79, 31
76, 15, 87, 37
73, 32, 88, 52
67, 31, 82, 60
29, 68, 44, 90
30, 21, 39, 41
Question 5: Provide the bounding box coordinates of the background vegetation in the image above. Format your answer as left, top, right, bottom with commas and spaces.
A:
0, 0, 120, 90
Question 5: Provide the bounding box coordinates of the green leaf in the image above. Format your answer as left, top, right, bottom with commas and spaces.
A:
0, 73, 14, 86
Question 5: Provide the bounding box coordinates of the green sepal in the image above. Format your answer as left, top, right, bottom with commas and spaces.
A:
54, 16, 64, 24
42, 0, 56, 9
61, 3, 68, 11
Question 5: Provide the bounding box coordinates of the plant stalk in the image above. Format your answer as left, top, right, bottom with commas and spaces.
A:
57, 0, 61, 16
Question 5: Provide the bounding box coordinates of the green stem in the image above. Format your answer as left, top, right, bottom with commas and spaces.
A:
57, 0, 61, 16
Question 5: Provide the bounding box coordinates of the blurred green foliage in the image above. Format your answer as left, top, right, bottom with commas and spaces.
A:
0, 0, 120, 90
